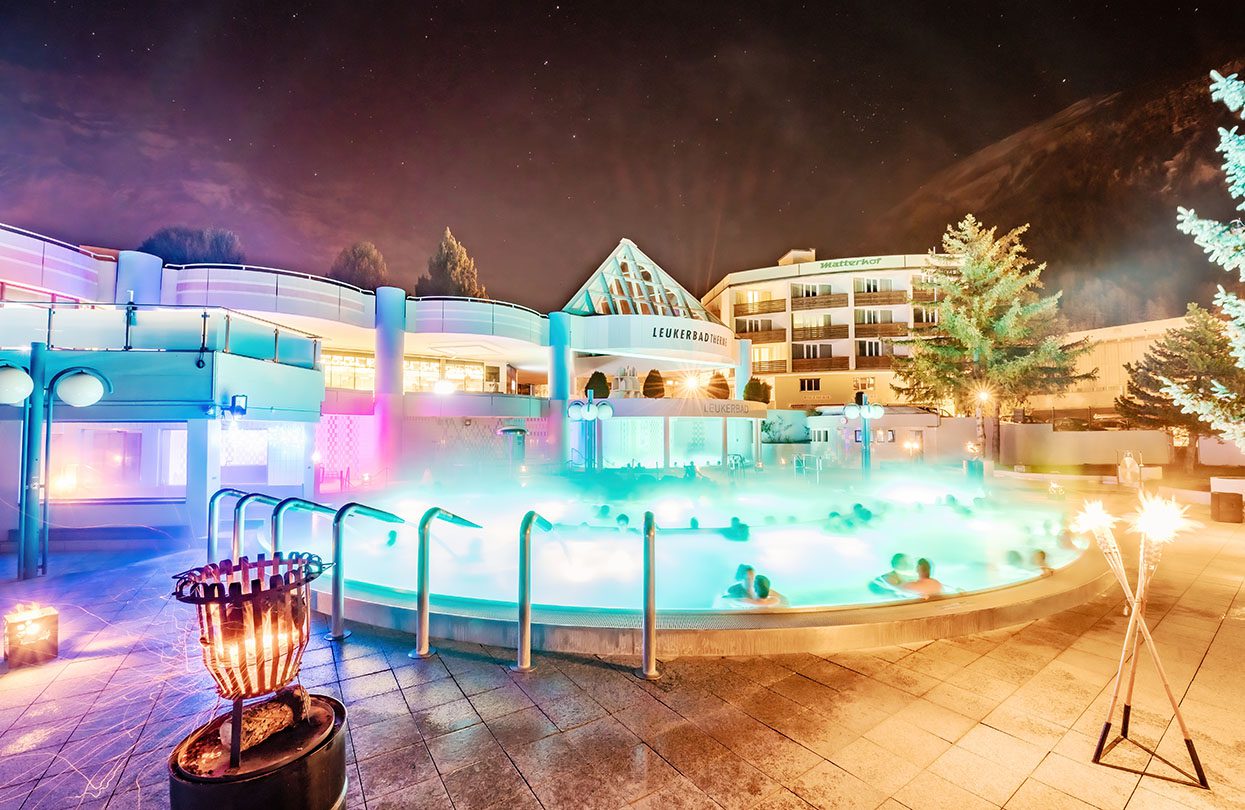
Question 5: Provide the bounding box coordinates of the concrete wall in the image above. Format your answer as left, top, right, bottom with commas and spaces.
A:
1199, 437, 1245, 466
1001, 423, 1172, 467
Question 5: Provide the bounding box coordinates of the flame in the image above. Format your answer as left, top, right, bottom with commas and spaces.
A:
1071, 500, 1117, 535
1128, 492, 1199, 544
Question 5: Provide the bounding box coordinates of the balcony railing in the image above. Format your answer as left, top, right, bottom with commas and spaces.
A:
791, 324, 849, 341
911, 289, 939, 304
790, 293, 848, 311
753, 359, 788, 374
854, 322, 909, 338
912, 320, 940, 331
854, 290, 908, 306
734, 298, 786, 316
737, 328, 787, 344
855, 355, 894, 369
791, 356, 849, 372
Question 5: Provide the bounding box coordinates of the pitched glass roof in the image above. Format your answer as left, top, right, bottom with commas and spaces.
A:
563, 239, 722, 324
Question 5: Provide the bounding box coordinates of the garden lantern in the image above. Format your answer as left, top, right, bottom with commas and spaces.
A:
3, 603, 59, 667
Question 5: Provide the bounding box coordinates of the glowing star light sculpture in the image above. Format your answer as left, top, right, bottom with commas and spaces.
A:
1075, 496, 1208, 787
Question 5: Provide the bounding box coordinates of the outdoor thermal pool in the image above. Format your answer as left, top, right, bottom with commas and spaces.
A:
268, 469, 1082, 613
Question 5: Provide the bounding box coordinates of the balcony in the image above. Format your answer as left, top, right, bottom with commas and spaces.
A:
854, 322, 909, 338
734, 298, 787, 316
737, 328, 787, 344
791, 324, 849, 341
854, 290, 908, 306
912, 320, 940, 331
911, 288, 939, 304
791, 356, 849, 372
790, 293, 848, 311
753, 359, 788, 374
855, 355, 894, 369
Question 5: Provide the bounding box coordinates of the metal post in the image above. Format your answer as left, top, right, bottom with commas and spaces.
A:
207, 488, 247, 563
18, 343, 47, 580
410, 507, 481, 659
513, 511, 553, 673
861, 412, 872, 479
329, 502, 410, 642
271, 497, 336, 555
229, 698, 244, 769
231, 493, 281, 559
635, 511, 660, 680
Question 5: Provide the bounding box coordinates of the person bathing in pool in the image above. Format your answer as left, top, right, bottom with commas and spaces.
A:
869, 553, 915, 595
900, 558, 945, 599
725, 564, 756, 599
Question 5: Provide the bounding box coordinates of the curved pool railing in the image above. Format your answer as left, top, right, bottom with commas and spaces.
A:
271, 497, 337, 554
513, 510, 554, 673
411, 507, 482, 659
231, 492, 281, 559
328, 503, 406, 641
636, 511, 660, 680
206, 488, 248, 563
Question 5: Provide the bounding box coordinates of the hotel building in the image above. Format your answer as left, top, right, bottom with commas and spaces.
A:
701, 249, 940, 409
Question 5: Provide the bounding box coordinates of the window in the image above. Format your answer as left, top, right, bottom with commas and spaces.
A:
914, 306, 938, 324
799, 378, 821, 392
793, 343, 831, 359
736, 290, 771, 305
792, 313, 832, 329
735, 317, 773, 333
857, 340, 883, 357
853, 376, 875, 391
791, 282, 832, 298
854, 278, 892, 293
855, 309, 893, 324
751, 345, 785, 362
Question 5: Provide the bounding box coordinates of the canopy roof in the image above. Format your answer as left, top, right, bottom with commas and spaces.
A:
563, 239, 722, 324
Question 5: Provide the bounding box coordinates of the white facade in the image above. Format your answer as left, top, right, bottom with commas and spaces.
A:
702, 252, 938, 408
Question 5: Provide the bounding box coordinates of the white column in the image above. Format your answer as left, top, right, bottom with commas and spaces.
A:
186, 419, 221, 540
734, 338, 752, 398
374, 286, 407, 479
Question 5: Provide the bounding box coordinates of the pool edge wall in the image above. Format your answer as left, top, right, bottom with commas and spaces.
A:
309, 552, 1115, 657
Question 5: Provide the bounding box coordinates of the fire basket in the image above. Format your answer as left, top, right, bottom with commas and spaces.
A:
168, 552, 348, 810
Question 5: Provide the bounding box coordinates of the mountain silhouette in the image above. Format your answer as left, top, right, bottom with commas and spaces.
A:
867, 60, 1245, 328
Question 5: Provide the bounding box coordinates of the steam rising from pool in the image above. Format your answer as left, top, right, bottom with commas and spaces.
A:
284, 467, 1080, 611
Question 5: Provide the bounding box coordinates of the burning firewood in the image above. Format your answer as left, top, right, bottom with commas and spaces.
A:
219, 685, 312, 753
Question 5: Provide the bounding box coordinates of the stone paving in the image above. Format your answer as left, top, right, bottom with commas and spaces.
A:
0, 490, 1243, 809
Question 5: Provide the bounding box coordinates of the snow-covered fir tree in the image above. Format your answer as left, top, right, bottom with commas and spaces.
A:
1167, 70, 1245, 449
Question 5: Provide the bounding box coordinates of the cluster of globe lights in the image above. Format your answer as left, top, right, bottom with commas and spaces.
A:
0, 364, 108, 407
566, 399, 614, 421
842, 402, 884, 420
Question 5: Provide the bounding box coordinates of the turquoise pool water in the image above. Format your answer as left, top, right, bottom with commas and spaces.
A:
282, 469, 1081, 611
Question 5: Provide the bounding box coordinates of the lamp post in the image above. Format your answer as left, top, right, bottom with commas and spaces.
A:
567, 393, 613, 470
0, 343, 112, 580
843, 392, 884, 479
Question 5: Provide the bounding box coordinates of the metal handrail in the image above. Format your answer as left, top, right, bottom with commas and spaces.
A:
636, 511, 660, 680
409, 507, 482, 659
231, 493, 282, 559
271, 497, 337, 554
0, 300, 323, 341
327, 503, 406, 641
206, 488, 248, 563
512, 511, 554, 672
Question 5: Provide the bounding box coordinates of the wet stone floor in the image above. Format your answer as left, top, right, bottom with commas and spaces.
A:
1, 493, 1243, 810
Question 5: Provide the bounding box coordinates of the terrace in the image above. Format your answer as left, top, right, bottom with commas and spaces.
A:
0, 486, 1240, 809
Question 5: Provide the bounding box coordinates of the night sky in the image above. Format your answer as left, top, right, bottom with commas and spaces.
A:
0, 2, 1240, 309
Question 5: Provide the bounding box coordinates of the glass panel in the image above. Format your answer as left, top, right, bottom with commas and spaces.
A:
47, 421, 187, 500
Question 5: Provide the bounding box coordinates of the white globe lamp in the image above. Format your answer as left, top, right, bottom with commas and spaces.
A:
843, 404, 860, 420
567, 401, 584, 421
55, 372, 106, 408
0, 366, 34, 406
595, 401, 614, 420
